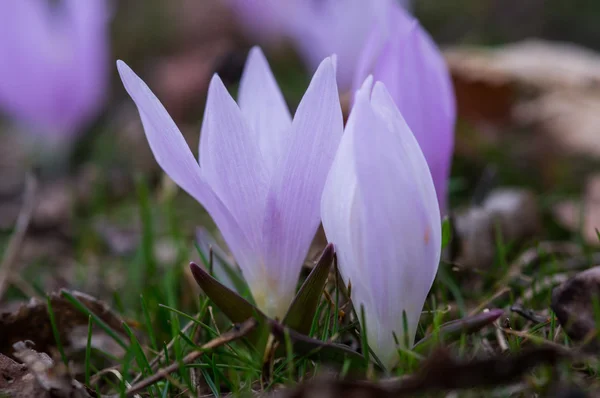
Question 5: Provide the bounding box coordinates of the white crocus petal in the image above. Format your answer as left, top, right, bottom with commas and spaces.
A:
259, 56, 343, 318
116, 61, 254, 274
321, 74, 373, 302
238, 47, 292, 173
356, 82, 440, 367
323, 76, 441, 369
199, 74, 269, 263
322, 77, 380, 356
370, 81, 441, 231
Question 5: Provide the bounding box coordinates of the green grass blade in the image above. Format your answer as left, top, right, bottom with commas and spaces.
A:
269, 320, 368, 370
60, 291, 127, 349
85, 315, 93, 386
441, 216, 452, 249
414, 309, 504, 353
46, 296, 68, 366
141, 295, 158, 351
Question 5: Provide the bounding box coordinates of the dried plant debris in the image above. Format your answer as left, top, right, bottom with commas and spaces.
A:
449, 187, 540, 269
277, 346, 569, 397
278, 379, 388, 398
392, 346, 568, 394
0, 352, 30, 396
551, 265, 600, 350
2, 341, 93, 398
513, 90, 600, 159
446, 39, 600, 162
548, 384, 590, 398
0, 290, 128, 359
446, 40, 600, 91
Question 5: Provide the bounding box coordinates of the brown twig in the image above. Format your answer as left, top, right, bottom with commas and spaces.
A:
124, 318, 257, 396
129, 313, 199, 385
0, 174, 37, 300
389, 346, 569, 394
469, 287, 511, 316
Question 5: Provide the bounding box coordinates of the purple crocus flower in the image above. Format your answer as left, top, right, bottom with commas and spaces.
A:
354, 4, 455, 214
0, 0, 109, 140
321, 77, 441, 368
118, 47, 343, 318
227, 0, 391, 90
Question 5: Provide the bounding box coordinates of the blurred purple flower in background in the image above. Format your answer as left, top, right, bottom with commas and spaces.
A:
0, 0, 110, 141
118, 48, 343, 318
225, 0, 290, 45
321, 77, 441, 368
227, 0, 400, 90
354, 3, 456, 214
285, 0, 389, 89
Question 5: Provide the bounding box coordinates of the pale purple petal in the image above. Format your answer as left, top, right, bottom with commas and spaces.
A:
259, 57, 343, 317
238, 47, 292, 173
117, 61, 253, 273
198, 74, 270, 272
118, 61, 206, 197
354, 4, 455, 214
353, 81, 441, 367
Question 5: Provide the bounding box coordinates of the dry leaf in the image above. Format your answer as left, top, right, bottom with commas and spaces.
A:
451, 188, 540, 269
552, 265, 600, 350
513, 90, 600, 158
0, 290, 128, 360
12, 342, 91, 397
276, 346, 567, 397
446, 40, 600, 91
0, 352, 30, 396
447, 39, 600, 161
